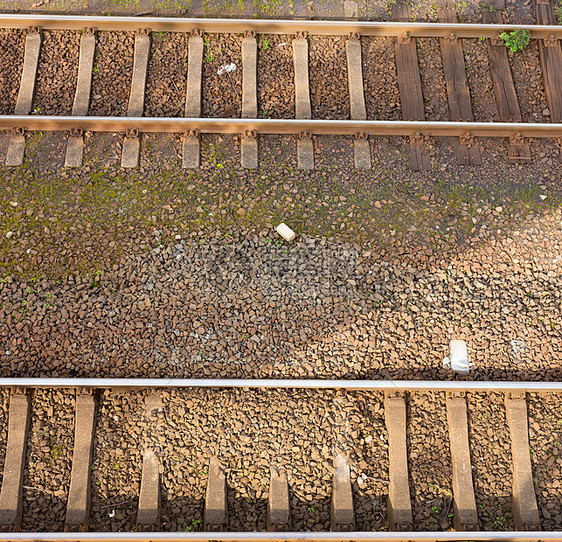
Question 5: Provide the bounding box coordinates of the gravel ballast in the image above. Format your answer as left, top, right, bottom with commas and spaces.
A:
309, 36, 350, 120
467, 392, 514, 530
257, 35, 295, 119
2, 388, 562, 530
145, 32, 189, 117
21, 389, 74, 532
32, 30, 80, 116
89, 32, 135, 116
528, 393, 562, 530
0, 29, 24, 115
202, 34, 242, 118
407, 392, 453, 531
362, 37, 401, 120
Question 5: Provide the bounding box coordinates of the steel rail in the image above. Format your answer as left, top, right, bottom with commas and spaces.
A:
1, 378, 562, 392
0, 14, 562, 39
3, 115, 562, 137
0, 532, 561, 542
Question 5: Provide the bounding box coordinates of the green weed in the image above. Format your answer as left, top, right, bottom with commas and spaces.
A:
499, 29, 530, 52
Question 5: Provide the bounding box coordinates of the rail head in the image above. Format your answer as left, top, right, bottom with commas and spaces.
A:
0, 14, 561, 39
1, 378, 562, 392
2, 116, 562, 138
0, 532, 561, 542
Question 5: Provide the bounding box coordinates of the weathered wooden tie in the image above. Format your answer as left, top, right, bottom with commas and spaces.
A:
183, 30, 204, 168
536, 0, 562, 123
482, 1, 530, 161
346, 33, 370, 169
241, 31, 258, 168
437, 0, 481, 165
384, 391, 413, 531
446, 391, 479, 531
65, 390, 97, 532
268, 467, 290, 531
505, 392, 540, 530
65, 29, 96, 167
293, 33, 314, 169
0, 390, 31, 531
205, 457, 227, 531
122, 31, 151, 168
391, 3, 429, 171
6, 29, 41, 166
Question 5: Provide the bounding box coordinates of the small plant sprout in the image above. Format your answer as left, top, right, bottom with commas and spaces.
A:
184, 519, 201, 532
499, 29, 530, 52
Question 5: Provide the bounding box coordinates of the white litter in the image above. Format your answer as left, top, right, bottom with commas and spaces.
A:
276, 223, 295, 242
443, 339, 471, 375
509, 338, 529, 363
217, 63, 236, 75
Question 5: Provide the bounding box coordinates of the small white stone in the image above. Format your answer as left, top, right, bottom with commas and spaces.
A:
276, 223, 295, 242
9, 201, 18, 207
443, 339, 471, 375
540, 194, 547, 200
5, 231, 13, 239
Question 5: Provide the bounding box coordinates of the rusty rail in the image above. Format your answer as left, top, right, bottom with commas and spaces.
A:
3, 116, 562, 138
0, 14, 562, 39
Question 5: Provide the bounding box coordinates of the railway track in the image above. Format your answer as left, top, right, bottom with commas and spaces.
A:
0, 379, 561, 536
0, 1, 561, 171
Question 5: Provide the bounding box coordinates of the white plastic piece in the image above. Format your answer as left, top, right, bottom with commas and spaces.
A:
443, 339, 471, 375
217, 63, 236, 75
276, 223, 295, 242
